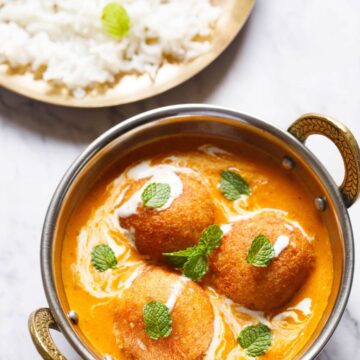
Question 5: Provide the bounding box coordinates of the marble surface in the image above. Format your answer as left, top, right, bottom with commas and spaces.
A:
1, 0, 360, 359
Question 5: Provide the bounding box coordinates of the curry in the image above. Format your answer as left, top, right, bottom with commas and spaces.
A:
61, 135, 333, 359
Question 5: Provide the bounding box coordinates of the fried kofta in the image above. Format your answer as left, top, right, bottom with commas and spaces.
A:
114, 267, 214, 360
209, 212, 314, 311
119, 174, 215, 260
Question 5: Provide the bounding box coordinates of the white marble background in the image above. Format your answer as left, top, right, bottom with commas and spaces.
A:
1, 0, 360, 359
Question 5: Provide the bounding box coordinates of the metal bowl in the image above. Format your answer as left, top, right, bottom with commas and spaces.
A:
29, 104, 360, 359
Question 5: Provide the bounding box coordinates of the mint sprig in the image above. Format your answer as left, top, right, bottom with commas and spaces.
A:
163, 247, 196, 268
91, 244, 117, 272
183, 253, 209, 281
102, 3, 130, 39
163, 225, 223, 281
220, 170, 251, 200
246, 234, 275, 267
144, 301, 172, 340
238, 323, 272, 357
141, 183, 171, 208
198, 224, 224, 256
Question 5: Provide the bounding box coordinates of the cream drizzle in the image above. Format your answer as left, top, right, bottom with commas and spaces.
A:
205, 293, 227, 360
293, 297, 312, 315
288, 219, 315, 242
116, 169, 182, 217
220, 223, 233, 236
223, 209, 314, 244
165, 276, 190, 312
123, 266, 145, 291
136, 338, 147, 351
73, 176, 146, 298
75, 223, 145, 298
227, 208, 287, 223
127, 160, 195, 180
205, 289, 270, 359
116, 161, 196, 218
273, 298, 312, 323
273, 235, 290, 257
235, 306, 270, 327
198, 144, 231, 157
226, 347, 246, 360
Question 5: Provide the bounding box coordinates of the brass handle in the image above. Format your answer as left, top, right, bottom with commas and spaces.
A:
28, 308, 67, 360
288, 113, 360, 208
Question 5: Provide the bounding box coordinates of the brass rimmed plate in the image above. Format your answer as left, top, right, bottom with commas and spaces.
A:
0, 0, 255, 108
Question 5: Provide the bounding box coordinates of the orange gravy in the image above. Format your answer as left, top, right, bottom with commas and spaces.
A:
61, 137, 333, 359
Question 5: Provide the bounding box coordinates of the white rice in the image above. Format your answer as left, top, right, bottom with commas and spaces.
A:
0, 0, 221, 97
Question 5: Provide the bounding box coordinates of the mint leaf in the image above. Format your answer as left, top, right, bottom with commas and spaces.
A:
141, 183, 171, 208
102, 3, 130, 39
144, 301, 172, 340
163, 225, 224, 281
220, 170, 251, 200
163, 246, 198, 268
183, 253, 209, 281
164, 225, 223, 268
198, 224, 223, 256
246, 235, 275, 267
91, 244, 117, 272
238, 323, 272, 357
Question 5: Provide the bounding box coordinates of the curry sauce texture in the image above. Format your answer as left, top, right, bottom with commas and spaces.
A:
61, 137, 333, 360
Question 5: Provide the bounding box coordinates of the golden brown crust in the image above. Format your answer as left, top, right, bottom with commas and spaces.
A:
113, 267, 214, 360
209, 212, 315, 311
119, 175, 215, 260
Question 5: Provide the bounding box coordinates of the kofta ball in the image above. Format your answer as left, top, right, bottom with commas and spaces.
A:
209, 212, 314, 311
119, 174, 215, 260
114, 267, 214, 360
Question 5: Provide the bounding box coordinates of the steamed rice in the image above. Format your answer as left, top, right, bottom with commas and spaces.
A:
0, 0, 221, 97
